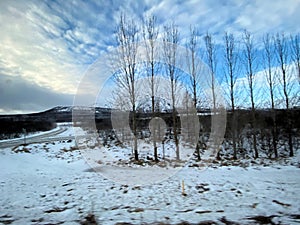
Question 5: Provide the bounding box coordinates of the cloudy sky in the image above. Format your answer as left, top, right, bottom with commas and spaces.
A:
1, 0, 300, 114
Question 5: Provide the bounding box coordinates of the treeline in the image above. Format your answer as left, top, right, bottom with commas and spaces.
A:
108, 14, 300, 161
0, 117, 56, 140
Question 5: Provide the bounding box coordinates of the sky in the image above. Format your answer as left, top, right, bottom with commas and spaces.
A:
0, 0, 300, 114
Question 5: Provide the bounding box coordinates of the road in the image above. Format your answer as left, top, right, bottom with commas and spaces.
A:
0, 126, 75, 148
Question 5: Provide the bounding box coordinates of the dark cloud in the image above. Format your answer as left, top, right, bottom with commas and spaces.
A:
0, 75, 73, 114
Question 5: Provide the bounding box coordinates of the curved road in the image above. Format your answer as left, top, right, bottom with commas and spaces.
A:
0, 126, 75, 148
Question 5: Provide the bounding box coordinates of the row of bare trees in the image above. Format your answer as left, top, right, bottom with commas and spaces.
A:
113, 15, 185, 161
111, 14, 300, 161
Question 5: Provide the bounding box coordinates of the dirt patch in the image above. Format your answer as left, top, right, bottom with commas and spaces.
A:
44, 207, 68, 213
0, 215, 14, 224
245, 215, 278, 224
272, 199, 291, 207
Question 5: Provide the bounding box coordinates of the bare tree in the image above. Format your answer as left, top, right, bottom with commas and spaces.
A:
204, 32, 224, 159
275, 32, 293, 157
142, 15, 160, 161
204, 32, 217, 111
185, 26, 202, 160
262, 33, 278, 158
114, 14, 140, 160
162, 22, 180, 160
243, 30, 258, 158
223, 32, 238, 159
186, 26, 202, 109
290, 33, 300, 83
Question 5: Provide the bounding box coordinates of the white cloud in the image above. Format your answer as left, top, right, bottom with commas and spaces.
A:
222, 63, 300, 108
234, 0, 300, 35
0, 2, 85, 96
0, 0, 299, 113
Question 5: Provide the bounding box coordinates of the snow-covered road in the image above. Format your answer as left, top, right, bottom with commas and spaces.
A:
0, 124, 93, 149
0, 126, 68, 148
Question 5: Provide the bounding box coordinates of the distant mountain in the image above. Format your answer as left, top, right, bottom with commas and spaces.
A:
0, 106, 112, 122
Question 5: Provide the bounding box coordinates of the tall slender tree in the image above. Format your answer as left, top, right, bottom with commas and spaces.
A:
186, 26, 202, 160
262, 33, 278, 158
142, 15, 160, 161
186, 26, 202, 109
204, 32, 223, 158
204, 32, 217, 111
223, 32, 238, 159
275, 32, 293, 157
243, 30, 258, 158
114, 14, 140, 160
162, 22, 180, 160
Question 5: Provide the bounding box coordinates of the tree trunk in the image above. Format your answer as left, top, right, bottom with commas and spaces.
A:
232, 110, 237, 160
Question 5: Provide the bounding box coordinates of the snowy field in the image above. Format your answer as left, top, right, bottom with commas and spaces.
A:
0, 127, 300, 224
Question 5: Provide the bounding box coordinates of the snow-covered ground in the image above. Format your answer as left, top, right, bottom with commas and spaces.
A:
0, 128, 300, 224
